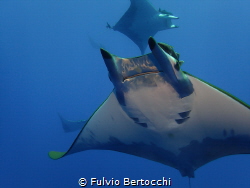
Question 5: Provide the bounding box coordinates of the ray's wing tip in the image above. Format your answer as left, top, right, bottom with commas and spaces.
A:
48, 151, 67, 160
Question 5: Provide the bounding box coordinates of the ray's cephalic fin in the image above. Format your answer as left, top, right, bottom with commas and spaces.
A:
148, 37, 193, 98
100, 48, 126, 106
158, 8, 173, 16
157, 43, 185, 70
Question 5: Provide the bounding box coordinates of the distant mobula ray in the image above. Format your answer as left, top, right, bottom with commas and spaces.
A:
50, 37, 250, 178
107, 0, 178, 55
58, 113, 86, 133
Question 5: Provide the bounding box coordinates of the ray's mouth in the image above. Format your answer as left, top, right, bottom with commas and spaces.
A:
123, 71, 161, 81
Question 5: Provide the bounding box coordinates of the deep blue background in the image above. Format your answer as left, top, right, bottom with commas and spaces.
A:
1, 1, 250, 187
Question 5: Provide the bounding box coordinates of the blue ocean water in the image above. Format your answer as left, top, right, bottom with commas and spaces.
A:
0, 0, 250, 187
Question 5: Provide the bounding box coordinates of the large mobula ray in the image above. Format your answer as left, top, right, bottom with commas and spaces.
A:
107, 0, 178, 55
49, 37, 250, 178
